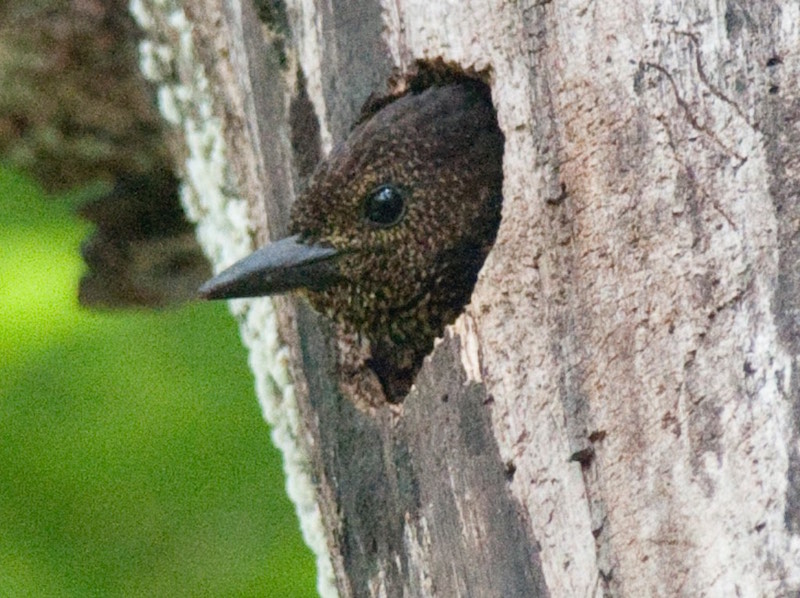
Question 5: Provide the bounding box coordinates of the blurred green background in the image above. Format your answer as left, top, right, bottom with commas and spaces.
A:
0, 166, 316, 596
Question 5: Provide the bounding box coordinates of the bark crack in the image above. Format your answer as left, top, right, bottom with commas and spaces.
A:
643, 60, 747, 164
674, 30, 756, 131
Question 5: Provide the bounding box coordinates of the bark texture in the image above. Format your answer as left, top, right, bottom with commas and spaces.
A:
135, 0, 800, 596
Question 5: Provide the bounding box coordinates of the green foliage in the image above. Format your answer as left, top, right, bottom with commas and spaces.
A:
0, 167, 316, 597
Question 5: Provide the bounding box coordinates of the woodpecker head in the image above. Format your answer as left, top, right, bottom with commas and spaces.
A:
200, 81, 503, 371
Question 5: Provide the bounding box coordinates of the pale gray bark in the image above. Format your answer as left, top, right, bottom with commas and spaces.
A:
134, 0, 800, 596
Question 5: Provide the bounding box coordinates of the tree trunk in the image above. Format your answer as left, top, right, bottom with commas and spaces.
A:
133, 0, 800, 595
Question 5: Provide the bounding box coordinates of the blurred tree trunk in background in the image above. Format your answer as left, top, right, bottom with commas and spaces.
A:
138, 0, 800, 596
0, 0, 162, 190
0, 0, 208, 307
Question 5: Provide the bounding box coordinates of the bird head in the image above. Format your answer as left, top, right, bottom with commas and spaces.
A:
200, 82, 503, 352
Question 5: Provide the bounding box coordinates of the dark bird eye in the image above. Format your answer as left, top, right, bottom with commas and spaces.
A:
363, 185, 406, 227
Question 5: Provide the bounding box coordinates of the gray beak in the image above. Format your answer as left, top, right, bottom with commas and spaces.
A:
198, 234, 340, 300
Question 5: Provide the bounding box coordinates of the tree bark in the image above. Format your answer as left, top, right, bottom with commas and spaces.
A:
133, 0, 800, 596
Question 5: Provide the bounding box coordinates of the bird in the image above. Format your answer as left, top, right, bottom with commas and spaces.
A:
199, 80, 504, 398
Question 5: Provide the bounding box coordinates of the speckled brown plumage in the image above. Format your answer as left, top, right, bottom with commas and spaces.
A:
201, 81, 504, 398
